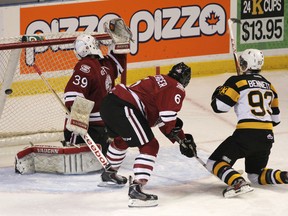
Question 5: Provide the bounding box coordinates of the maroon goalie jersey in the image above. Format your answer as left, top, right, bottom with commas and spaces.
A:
64, 53, 126, 126
112, 74, 186, 135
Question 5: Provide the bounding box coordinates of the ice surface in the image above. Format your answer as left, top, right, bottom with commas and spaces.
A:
1, 71, 288, 216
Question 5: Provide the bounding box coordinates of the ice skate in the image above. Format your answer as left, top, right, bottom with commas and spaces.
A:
128, 176, 158, 208
98, 168, 127, 187
223, 178, 254, 198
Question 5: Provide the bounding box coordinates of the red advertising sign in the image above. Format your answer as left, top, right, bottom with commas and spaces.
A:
20, 0, 230, 63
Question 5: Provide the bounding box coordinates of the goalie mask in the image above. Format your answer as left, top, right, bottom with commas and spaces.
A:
168, 62, 191, 88
239, 49, 264, 73
74, 34, 104, 59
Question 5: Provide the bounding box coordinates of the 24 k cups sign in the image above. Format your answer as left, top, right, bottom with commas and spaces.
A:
20, 0, 230, 64
238, 0, 287, 50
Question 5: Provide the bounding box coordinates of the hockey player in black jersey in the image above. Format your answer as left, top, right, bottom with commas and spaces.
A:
207, 49, 288, 197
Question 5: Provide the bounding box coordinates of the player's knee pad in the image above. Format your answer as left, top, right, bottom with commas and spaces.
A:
139, 138, 159, 157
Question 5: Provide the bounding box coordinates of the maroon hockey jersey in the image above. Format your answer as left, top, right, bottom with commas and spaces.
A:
112, 74, 186, 135
64, 54, 126, 126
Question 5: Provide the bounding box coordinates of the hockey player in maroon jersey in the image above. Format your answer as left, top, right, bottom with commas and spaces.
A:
63, 18, 131, 155
207, 49, 288, 198
99, 62, 196, 207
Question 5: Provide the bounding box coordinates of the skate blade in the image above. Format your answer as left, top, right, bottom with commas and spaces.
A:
97, 181, 126, 188
223, 185, 254, 198
128, 198, 158, 208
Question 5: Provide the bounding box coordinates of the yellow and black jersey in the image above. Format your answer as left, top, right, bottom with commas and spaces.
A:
211, 73, 280, 130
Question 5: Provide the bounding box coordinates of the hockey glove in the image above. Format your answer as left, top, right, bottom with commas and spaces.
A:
166, 117, 183, 139
179, 134, 197, 158
104, 18, 133, 54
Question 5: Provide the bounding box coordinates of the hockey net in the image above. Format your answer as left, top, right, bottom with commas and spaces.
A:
0, 32, 112, 147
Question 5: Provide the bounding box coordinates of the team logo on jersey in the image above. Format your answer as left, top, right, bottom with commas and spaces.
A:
219, 86, 228, 95
155, 75, 167, 88
101, 66, 109, 76
80, 64, 91, 73
267, 134, 274, 140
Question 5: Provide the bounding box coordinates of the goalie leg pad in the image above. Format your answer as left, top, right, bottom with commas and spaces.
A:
15, 148, 35, 174
15, 144, 103, 174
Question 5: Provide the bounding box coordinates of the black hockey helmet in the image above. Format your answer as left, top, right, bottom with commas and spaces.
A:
168, 62, 191, 87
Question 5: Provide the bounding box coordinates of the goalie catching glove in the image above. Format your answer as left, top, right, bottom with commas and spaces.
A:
179, 134, 197, 158
66, 96, 94, 136
104, 18, 133, 54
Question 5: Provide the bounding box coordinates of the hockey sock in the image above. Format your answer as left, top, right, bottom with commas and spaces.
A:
133, 154, 156, 182
212, 161, 244, 186
258, 168, 288, 185
106, 140, 127, 170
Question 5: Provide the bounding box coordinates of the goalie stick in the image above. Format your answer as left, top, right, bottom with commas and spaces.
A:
228, 18, 242, 75
32, 64, 111, 171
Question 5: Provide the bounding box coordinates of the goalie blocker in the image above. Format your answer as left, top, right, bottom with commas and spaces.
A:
66, 96, 95, 136
15, 144, 103, 174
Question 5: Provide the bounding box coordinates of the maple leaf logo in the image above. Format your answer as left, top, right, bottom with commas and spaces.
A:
205, 11, 220, 28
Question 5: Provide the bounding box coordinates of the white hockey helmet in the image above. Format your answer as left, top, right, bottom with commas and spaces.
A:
239, 49, 264, 73
74, 34, 104, 59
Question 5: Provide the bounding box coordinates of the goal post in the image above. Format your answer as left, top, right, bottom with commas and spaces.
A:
0, 49, 21, 121
0, 32, 116, 147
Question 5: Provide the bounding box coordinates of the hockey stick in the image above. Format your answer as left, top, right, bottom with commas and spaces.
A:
174, 135, 244, 174
32, 64, 111, 171
228, 18, 242, 75
173, 135, 207, 168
